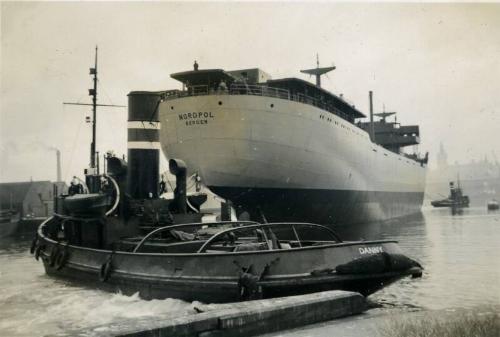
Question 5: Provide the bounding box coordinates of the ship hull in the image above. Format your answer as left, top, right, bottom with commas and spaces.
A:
159, 95, 426, 224
211, 186, 423, 224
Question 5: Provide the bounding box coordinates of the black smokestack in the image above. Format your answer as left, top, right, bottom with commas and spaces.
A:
369, 91, 374, 142
56, 149, 62, 182
126, 91, 162, 199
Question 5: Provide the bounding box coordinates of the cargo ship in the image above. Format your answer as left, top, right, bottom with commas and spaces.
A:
156, 63, 428, 224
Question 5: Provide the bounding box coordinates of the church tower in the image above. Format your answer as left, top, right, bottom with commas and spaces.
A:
437, 142, 448, 168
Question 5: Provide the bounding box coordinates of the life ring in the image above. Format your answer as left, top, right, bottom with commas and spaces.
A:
54, 249, 69, 270
30, 236, 38, 255
49, 247, 59, 267
99, 258, 113, 282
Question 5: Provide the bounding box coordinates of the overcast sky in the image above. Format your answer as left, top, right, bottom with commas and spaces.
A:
1, 2, 499, 183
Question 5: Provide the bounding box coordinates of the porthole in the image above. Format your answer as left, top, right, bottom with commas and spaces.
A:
218, 101, 223, 105
270, 103, 274, 108
170, 106, 174, 110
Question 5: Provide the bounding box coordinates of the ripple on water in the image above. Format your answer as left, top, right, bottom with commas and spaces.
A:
0, 242, 201, 337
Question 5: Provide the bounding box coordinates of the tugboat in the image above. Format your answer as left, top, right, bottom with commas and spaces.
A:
431, 180, 470, 208
32, 49, 423, 303
487, 199, 499, 211
35, 217, 423, 302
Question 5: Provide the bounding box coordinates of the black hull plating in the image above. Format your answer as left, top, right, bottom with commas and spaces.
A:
210, 187, 424, 225
41, 257, 411, 302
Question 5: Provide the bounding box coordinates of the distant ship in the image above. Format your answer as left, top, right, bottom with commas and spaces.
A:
431, 181, 470, 208
156, 63, 428, 224
427, 143, 500, 206
487, 199, 499, 211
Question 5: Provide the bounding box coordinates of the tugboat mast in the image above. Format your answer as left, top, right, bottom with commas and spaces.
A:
63, 46, 125, 172
89, 46, 98, 169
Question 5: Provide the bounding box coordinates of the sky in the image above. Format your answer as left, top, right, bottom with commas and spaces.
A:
1, 2, 499, 183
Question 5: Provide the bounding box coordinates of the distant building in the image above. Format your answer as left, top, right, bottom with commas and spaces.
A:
436, 142, 448, 169
0, 181, 67, 218
427, 144, 500, 206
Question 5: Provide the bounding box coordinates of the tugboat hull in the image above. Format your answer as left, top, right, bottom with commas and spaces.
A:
430, 200, 469, 208
42, 256, 415, 302
35, 218, 422, 303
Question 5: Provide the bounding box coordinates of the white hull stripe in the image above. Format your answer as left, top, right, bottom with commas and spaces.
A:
127, 141, 161, 150
128, 121, 161, 130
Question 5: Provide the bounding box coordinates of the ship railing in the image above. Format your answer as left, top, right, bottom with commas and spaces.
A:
132, 221, 343, 253
161, 84, 353, 122
229, 83, 290, 100
197, 222, 342, 253
161, 84, 290, 100
162, 85, 211, 98
291, 93, 352, 121
132, 221, 258, 253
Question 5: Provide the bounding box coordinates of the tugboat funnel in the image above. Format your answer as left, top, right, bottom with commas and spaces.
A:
126, 91, 162, 199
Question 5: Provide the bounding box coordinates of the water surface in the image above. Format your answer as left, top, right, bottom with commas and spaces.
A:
1, 207, 499, 336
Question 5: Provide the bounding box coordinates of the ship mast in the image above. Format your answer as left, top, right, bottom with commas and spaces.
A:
90, 46, 98, 169
63, 46, 125, 171
300, 54, 336, 87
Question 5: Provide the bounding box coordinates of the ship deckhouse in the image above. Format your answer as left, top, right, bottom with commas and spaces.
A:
359, 112, 422, 155
170, 67, 365, 124
266, 77, 365, 122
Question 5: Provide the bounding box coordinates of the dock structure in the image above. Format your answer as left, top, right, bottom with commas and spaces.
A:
83, 290, 366, 337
